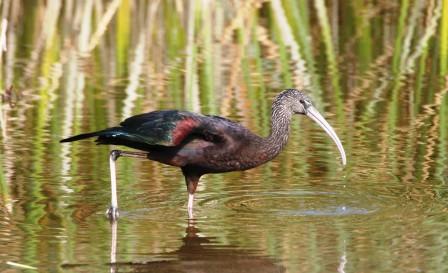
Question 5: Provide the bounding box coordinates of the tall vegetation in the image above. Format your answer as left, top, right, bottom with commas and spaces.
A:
0, 1, 447, 271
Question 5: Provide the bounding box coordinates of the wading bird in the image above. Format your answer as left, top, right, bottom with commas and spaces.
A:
61, 89, 346, 220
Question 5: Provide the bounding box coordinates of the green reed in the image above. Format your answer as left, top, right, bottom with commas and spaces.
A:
314, 0, 342, 108
441, 0, 448, 75
0, 2, 447, 271
0, 1, 446, 119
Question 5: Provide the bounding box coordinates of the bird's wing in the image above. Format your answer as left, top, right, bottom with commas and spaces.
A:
115, 110, 226, 147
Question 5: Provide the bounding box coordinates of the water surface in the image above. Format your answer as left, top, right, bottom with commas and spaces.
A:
0, 1, 448, 273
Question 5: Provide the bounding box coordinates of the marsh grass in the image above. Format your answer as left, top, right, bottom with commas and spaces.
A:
0, 2, 444, 186
0, 1, 447, 271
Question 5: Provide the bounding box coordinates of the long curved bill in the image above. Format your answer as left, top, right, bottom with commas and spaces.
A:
305, 106, 347, 166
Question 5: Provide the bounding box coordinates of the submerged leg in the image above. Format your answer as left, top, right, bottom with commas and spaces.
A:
106, 150, 148, 221
187, 193, 195, 219
183, 170, 200, 219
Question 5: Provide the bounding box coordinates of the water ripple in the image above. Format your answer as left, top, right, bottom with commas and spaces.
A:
199, 189, 378, 217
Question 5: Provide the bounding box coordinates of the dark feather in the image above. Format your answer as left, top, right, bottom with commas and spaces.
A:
60, 110, 227, 150
60, 128, 119, 143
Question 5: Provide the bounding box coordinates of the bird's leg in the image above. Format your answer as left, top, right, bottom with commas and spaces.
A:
187, 193, 195, 219
183, 171, 200, 219
107, 150, 120, 221
106, 149, 148, 221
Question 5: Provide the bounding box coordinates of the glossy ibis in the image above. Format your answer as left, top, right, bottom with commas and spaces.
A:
60, 89, 346, 220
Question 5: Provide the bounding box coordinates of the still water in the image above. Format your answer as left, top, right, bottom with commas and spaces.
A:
1, 1, 448, 272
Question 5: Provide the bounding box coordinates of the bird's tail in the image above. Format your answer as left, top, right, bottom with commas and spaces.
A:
60, 127, 121, 143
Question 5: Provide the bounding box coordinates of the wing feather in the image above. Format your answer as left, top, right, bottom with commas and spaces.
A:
114, 110, 225, 147
61, 110, 235, 150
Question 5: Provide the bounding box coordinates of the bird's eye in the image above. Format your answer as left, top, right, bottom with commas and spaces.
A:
300, 99, 312, 110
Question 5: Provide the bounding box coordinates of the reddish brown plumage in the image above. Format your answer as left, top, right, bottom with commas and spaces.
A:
172, 118, 200, 145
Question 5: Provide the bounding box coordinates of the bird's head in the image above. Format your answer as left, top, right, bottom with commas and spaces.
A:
275, 89, 347, 166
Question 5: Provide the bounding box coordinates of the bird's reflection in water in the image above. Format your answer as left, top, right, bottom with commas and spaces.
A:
111, 220, 285, 273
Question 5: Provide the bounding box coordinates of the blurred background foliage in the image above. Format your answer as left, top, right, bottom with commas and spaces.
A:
0, 0, 447, 272
0, 0, 444, 183
0, 0, 446, 119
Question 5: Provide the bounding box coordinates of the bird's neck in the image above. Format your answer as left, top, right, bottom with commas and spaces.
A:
260, 105, 293, 161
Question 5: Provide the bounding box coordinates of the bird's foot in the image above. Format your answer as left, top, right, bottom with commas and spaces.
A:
106, 206, 119, 221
